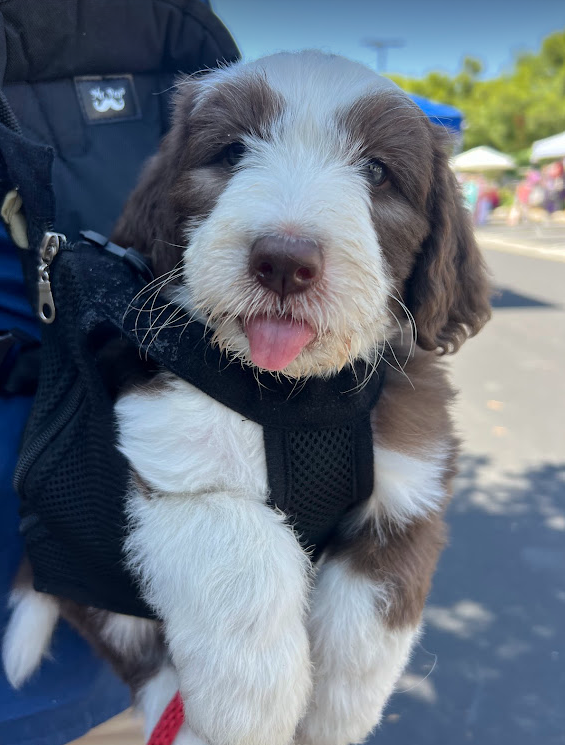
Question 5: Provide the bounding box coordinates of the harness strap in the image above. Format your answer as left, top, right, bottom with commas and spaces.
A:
147, 692, 185, 745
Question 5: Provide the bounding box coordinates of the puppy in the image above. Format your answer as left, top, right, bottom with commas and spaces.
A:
3, 51, 490, 745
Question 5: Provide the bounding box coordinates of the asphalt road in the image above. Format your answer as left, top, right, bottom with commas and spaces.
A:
476, 222, 565, 263
369, 240, 565, 745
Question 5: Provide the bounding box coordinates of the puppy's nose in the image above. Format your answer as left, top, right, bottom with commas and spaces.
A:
249, 235, 323, 298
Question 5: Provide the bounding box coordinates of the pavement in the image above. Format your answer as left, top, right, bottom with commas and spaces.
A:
475, 221, 565, 263
369, 233, 565, 745
71, 710, 142, 744
73, 226, 565, 745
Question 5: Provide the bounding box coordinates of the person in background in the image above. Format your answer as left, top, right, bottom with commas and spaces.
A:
543, 161, 565, 214
461, 176, 480, 217
475, 177, 492, 226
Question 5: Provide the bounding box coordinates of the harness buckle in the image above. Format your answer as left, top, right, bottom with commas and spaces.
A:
38, 232, 66, 323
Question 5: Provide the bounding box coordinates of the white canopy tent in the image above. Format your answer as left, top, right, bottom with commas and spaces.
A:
451, 146, 516, 172
531, 131, 565, 162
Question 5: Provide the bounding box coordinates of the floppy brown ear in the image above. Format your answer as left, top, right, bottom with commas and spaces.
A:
111, 81, 196, 277
405, 132, 491, 354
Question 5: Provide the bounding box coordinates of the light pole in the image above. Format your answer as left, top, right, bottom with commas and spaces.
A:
363, 39, 405, 73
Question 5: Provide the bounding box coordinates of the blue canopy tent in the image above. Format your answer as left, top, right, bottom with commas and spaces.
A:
409, 93, 464, 133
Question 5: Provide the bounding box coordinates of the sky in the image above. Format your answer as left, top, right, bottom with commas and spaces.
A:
211, 0, 564, 79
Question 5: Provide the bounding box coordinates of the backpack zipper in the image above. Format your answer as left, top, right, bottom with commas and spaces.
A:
37, 231, 66, 323
13, 378, 86, 494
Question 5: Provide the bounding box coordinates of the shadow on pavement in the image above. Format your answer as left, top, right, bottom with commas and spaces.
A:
491, 287, 560, 310
367, 455, 565, 745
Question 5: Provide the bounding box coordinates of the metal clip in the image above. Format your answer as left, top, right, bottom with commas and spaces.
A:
37, 232, 66, 324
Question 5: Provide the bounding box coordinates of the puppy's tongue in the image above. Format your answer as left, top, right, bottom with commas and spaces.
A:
245, 316, 315, 371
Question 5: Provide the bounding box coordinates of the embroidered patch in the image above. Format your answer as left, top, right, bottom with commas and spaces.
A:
75, 75, 141, 124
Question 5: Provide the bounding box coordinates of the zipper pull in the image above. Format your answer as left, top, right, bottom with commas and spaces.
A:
37, 231, 66, 324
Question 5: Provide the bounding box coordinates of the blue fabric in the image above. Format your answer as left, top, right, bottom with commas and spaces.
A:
0, 224, 131, 745
409, 93, 463, 132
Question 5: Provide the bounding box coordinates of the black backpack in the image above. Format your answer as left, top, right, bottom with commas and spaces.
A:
1, 0, 385, 619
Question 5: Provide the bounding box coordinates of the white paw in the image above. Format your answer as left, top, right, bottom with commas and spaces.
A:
296, 561, 418, 745
128, 494, 313, 745
180, 620, 312, 745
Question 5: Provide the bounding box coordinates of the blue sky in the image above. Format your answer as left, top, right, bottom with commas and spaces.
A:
211, 0, 564, 78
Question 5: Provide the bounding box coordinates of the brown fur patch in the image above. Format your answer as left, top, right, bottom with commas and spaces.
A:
183, 74, 284, 168
403, 130, 492, 353
330, 508, 451, 629
373, 347, 457, 457
342, 91, 491, 353
59, 601, 166, 693
341, 91, 433, 293
343, 91, 436, 211
112, 73, 283, 277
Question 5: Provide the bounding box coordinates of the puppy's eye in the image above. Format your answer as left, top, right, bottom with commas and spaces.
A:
221, 141, 247, 167
366, 159, 388, 187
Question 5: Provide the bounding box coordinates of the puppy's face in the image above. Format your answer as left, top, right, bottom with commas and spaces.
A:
114, 52, 490, 378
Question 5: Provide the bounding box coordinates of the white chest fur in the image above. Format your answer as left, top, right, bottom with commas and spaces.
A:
115, 374, 269, 501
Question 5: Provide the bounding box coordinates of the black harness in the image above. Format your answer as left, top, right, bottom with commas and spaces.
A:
11, 232, 385, 618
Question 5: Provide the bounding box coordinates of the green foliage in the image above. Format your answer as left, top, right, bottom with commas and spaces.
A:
388, 29, 565, 156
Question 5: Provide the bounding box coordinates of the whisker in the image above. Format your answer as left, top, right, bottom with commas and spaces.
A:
143, 304, 189, 359
387, 288, 418, 367
126, 263, 184, 311
140, 281, 176, 354
389, 308, 405, 346
124, 267, 184, 339
384, 338, 415, 390
396, 644, 438, 695
342, 332, 385, 394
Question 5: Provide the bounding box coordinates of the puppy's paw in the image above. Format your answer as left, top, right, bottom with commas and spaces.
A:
181, 622, 312, 745
127, 484, 313, 745
295, 560, 419, 745
296, 676, 381, 745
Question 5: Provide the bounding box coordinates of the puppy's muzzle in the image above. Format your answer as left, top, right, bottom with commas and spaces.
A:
250, 235, 323, 299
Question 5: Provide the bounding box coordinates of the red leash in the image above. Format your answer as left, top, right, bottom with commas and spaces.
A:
147, 691, 185, 745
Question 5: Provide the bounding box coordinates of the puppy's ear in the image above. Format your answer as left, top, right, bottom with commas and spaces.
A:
111, 79, 197, 277
405, 131, 491, 354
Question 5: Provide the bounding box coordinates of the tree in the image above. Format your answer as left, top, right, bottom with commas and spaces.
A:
388, 29, 565, 156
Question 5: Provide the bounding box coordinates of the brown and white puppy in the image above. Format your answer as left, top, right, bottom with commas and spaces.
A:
3, 51, 490, 745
